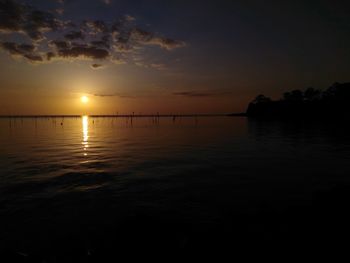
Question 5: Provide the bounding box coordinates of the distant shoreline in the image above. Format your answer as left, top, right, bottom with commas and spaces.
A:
245, 82, 350, 120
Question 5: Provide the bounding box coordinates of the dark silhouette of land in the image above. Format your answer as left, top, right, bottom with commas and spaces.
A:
245, 82, 350, 120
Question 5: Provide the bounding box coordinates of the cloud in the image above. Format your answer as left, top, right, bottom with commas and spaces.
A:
133, 61, 167, 70
0, 0, 65, 41
0, 0, 26, 33
130, 28, 153, 42
49, 40, 70, 49
64, 30, 84, 40
90, 63, 104, 69
0, 42, 34, 53
125, 15, 135, 22
93, 93, 136, 98
57, 46, 109, 59
148, 37, 186, 50
102, 0, 112, 5
46, 51, 55, 60
0, 0, 186, 65
47, 40, 110, 60
150, 63, 167, 70
23, 53, 43, 62
94, 93, 116, 97
130, 28, 186, 50
90, 35, 110, 49
55, 8, 64, 15
173, 92, 213, 97
173, 91, 231, 97
84, 20, 109, 34
0, 41, 43, 62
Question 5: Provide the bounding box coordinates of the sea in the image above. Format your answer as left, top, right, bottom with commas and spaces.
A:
1, 116, 350, 261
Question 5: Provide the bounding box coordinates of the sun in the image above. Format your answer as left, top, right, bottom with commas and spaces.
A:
81, 96, 89, 104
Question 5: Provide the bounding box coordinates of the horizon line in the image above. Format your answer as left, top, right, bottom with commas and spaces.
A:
0, 113, 246, 118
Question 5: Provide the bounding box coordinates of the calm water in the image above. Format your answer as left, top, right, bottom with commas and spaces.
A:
1, 116, 350, 260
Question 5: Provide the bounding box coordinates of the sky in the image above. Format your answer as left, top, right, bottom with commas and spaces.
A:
0, 0, 350, 115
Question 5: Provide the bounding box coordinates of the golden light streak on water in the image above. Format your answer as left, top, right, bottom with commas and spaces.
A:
82, 115, 88, 156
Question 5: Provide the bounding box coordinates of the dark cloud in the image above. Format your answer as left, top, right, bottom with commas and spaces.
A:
173, 91, 231, 97
130, 28, 185, 50
0, 0, 185, 65
46, 51, 55, 61
0, 0, 65, 41
0, 41, 42, 62
55, 8, 64, 15
0, 0, 26, 32
94, 93, 115, 97
91, 63, 104, 69
84, 20, 109, 34
58, 46, 109, 59
113, 36, 131, 51
131, 28, 153, 42
23, 53, 43, 62
150, 63, 166, 70
173, 92, 213, 97
20, 44, 35, 52
0, 41, 33, 54
49, 40, 70, 49
93, 93, 136, 98
124, 15, 135, 22
149, 37, 186, 50
110, 21, 123, 34
64, 30, 84, 40
90, 35, 110, 49
24, 10, 63, 40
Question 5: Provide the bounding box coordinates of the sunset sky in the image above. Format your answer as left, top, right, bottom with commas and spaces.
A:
1, 0, 350, 115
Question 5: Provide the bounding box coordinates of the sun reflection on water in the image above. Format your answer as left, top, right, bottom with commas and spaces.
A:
82, 115, 88, 156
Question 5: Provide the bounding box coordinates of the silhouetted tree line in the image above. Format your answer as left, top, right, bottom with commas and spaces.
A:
246, 82, 350, 119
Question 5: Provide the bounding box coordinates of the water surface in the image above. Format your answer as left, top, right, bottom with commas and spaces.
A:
1, 116, 349, 259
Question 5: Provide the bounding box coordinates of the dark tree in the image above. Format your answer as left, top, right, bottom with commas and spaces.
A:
252, 94, 271, 104
322, 83, 339, 100
304, 87, 321, 101
245, 82, 350, 120
283, 92, 291, 101
289, 90, 303, 101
